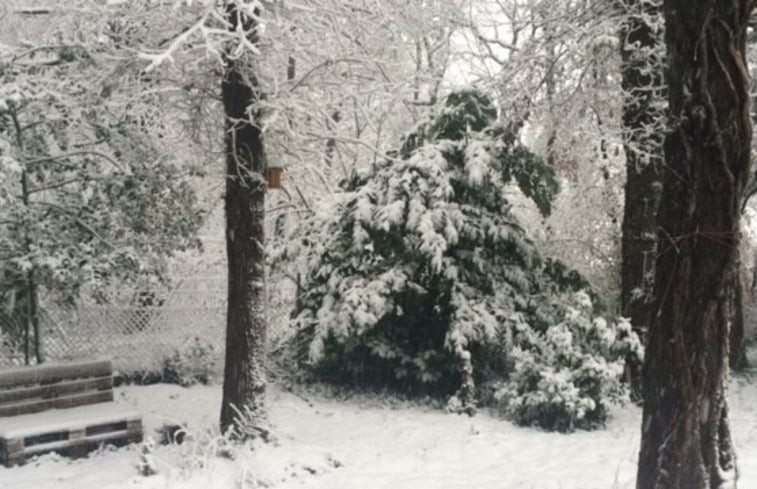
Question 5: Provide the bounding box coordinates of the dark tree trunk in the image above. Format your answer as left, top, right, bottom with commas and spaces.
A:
636, 2, 753, 488
21, 169, 32, 366
287, 55, 296, 82
28, 270, 40, 364
730, 58, 757, 371
219, 1, 269, 439
13, 110, 42, 366
324, 110, 340, 167
545, 34, 558, 169
618, 0, 664, 398
729, 253, 748, 370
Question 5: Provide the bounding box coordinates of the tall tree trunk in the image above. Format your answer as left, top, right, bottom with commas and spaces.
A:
22, 168, 33, 366
324, 110, 340, 167
28, 270, 40, 364
544, 29, 558, 169
12, 109, 41, 365
636, 2, 753, 488
729, 252, 748, 370
730, 59, 757, 371
219, 1, 269, 439
619, 0, 664, 398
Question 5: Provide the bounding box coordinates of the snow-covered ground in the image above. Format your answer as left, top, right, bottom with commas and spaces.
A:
2, 376, 757, 489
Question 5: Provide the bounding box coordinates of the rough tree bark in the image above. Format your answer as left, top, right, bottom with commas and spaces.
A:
728, 58, 757, 371
219, 1, 269, 439
636, 1, 754, 488
728, 254, 748, 370
618, 0, 664, 398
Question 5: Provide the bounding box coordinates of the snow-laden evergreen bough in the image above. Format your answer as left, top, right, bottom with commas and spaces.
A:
276, 90, 641, 431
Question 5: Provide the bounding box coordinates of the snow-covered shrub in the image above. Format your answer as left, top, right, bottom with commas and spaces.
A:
495, 292, 642, 431
276, 90, 639, 429
162, 337, 218, 386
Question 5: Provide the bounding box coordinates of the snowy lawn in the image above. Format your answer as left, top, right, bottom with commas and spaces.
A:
2, 377, 757, 489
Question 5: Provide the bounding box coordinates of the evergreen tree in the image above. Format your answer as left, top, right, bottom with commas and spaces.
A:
279, 90, 640, 430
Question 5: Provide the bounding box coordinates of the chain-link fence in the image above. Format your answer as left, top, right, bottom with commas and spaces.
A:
0, 272, 297, 376
0, 304, 226, 373
0, 272, 229, 374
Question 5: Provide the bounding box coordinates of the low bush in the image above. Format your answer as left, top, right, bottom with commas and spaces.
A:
162, 337, 218, 386
494, 292, 640, 431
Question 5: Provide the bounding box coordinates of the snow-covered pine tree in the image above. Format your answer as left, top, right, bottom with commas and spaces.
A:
278, 90, 640, 430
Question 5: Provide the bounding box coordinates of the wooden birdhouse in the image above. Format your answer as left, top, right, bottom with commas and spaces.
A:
265, 166, 283, 189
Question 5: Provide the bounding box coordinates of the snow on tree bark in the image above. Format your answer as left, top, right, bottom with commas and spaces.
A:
728, 258, 748, 370
636, 1, 754, 487
618, 0, 664, 398
219, 1, 269, 439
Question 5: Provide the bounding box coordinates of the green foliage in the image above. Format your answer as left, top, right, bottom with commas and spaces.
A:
502, 146, 559, 217
278, 90, 639, 430
398, 90, 498, 157
495, 292, 641, 431
0, 46, 203, 343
